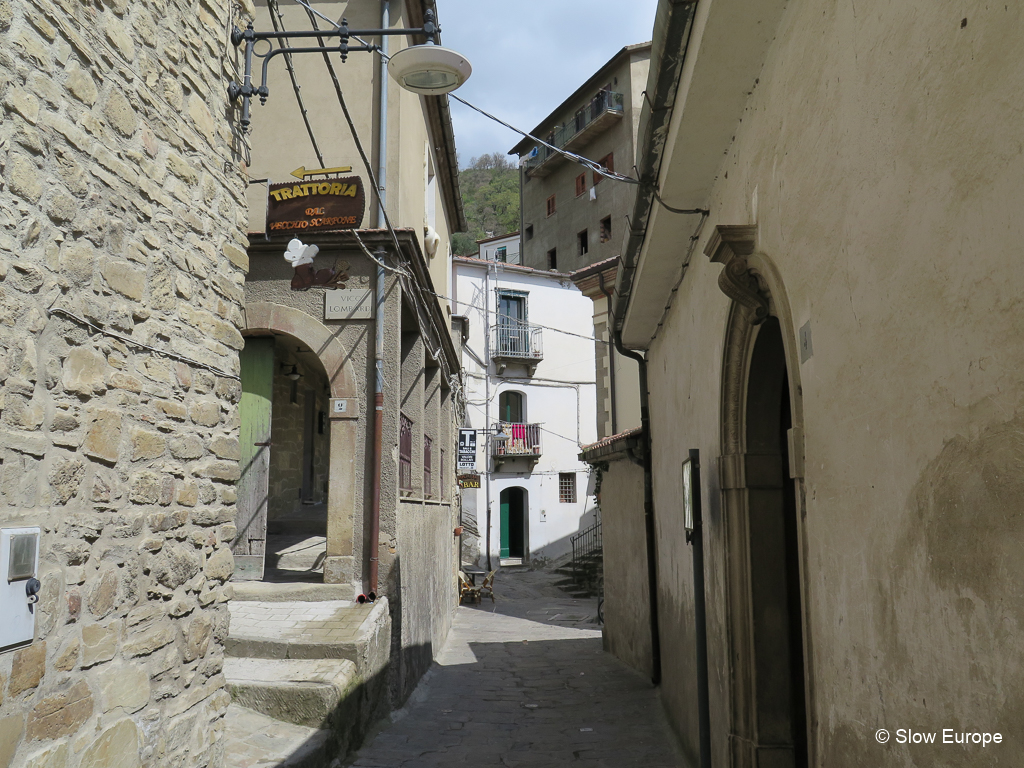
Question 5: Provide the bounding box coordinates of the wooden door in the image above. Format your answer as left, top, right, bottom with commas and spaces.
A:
235, 337, 274, 580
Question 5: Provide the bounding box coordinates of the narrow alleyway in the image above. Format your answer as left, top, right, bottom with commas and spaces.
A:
348, 570, 683, 768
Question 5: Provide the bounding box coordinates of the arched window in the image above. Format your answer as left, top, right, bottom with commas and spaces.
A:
498, 391, 524, 423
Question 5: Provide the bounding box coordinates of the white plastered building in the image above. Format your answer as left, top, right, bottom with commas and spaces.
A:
453, 254, 598, 568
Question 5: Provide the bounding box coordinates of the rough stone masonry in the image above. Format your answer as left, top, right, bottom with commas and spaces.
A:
0, 0, 254, 764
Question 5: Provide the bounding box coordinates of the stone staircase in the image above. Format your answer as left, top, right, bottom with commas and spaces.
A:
223, 584, 391, 767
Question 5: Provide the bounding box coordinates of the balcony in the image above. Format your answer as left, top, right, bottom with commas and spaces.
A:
492, 322, 543, 375
491, 422, 542, 468
524, 90, 624, 179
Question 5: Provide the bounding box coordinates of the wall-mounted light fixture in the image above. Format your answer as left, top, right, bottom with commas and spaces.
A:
282, 364, 302, 381
228, 9, 471, 129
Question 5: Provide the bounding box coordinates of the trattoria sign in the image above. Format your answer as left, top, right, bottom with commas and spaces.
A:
267, 176, 365, 233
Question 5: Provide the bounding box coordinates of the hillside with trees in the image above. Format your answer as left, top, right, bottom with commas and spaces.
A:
453, 153, 520, 256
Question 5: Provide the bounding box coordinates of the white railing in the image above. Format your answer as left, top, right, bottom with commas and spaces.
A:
492, 322, 543, 361
491, 422, 542, 457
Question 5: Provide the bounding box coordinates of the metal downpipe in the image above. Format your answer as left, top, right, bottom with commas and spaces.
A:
369, 0, 389, 595
611, 323, 661, 685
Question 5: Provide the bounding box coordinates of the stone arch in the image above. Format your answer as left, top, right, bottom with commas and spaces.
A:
240, 301, 360, 590
709, 227, 815, 767
242, 301, 357, 399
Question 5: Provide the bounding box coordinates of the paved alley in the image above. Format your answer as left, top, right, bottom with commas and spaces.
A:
348, 570, 683, 768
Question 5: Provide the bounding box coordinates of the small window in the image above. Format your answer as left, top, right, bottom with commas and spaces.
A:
593, 153, 614, 185
440, 448, 445, 500
559, 473, 577, 503
600, 216, 612, 243
547, 248, 557, 270
546, 195, 556, 217
577, 229, 589, 256
399, 414, 413, 492
424, 435, 433, 497
575, 173, 587, 197
499, 391, 525, 423
525, 224, 534, 241
495, 246, 507, 263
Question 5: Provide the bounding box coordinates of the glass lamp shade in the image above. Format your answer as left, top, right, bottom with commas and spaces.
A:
388, 45, 472, 95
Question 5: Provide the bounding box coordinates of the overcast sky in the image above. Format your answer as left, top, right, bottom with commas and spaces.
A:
437, 1, 660, 167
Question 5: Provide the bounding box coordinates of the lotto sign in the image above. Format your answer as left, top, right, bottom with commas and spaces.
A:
458, 429, 477, 470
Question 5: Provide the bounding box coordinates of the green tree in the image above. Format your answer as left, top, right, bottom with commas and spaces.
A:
454, 152, 521, 255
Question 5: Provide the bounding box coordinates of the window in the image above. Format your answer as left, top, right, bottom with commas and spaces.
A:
547, 249, 557, 270
575, 173, 587, 197
577, 229, 589, 256
498, 391, 524, 423
424, 435, 433, 497
440, 448, 445, 500
399, 414, 413, 492
559, 473, 577, 503
600, 216, 612, 243
497, 290, 528, 356
495, 246, 507, 263
593, 153, 614, 185
525, 224, 534, 241
546, 195, 556, 217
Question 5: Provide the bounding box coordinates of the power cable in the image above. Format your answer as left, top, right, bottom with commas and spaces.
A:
266, 0, 327, 168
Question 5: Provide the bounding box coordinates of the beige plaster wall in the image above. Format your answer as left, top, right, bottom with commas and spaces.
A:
246, 0, 455, 316
598, 459, 651, 679
640, 3, 1024, 765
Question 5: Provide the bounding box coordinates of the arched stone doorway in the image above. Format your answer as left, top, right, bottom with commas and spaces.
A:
499, 486, 528, 563
709, 226, 813, 767
237, 302, 360, 588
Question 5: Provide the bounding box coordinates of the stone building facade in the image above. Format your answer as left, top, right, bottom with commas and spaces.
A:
609, 1, 1024, 766
0, 0, 253, 765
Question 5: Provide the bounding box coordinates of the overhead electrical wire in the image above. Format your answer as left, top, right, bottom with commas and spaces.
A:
281, 0, 709, 215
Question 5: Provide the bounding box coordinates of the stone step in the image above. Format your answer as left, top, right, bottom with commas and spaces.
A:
266, 535, 327, 572
227, 600, 374, 661
224, 704, 333, 768
231, 581, 356, 603
225, 658, 358, 728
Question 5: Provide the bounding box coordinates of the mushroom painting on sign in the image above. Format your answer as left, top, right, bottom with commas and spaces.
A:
284, 238, 349, 291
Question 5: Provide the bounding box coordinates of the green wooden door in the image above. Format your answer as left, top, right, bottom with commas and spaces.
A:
499, 493, 510, 559
235, 337, 275, 580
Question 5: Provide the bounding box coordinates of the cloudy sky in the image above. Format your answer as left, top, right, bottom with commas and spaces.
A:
437, 1, 660, 166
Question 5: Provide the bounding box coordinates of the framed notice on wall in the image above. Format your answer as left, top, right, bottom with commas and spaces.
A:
458, 429, 477, 470
266, 176, 366, 234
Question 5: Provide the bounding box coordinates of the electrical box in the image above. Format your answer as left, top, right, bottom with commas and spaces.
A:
1, 527, 41, 652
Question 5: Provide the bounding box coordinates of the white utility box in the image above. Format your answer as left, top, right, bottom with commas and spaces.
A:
1, 527, 41, 652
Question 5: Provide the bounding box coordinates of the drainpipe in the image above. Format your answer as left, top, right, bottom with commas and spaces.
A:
612, 323, 661, 685
368, 0, 389, 595
597, 270, 618, 436
483, 261, 493, 571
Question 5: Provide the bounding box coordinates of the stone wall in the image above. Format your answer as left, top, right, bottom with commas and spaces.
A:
0, 0, 251, 763
267, 346, 330, 521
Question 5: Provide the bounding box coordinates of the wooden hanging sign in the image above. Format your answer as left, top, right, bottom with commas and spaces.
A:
267, 176, 365, 233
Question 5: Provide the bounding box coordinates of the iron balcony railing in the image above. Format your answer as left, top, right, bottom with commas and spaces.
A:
490, 422, 542, 458
492, 322, 543, 362
524, 90, 624, 173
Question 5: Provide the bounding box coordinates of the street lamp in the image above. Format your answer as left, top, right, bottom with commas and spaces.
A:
228, 9, 471, 129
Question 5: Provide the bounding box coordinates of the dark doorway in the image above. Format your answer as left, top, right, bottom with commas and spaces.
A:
745, 316, 808, 767
499, 487, 527, 561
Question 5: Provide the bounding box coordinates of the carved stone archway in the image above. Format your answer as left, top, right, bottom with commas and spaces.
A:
705, 226, 815, 768
242, 302, 361, 590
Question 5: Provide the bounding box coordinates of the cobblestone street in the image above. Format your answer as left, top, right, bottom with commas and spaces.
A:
349, 571, 682, 767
